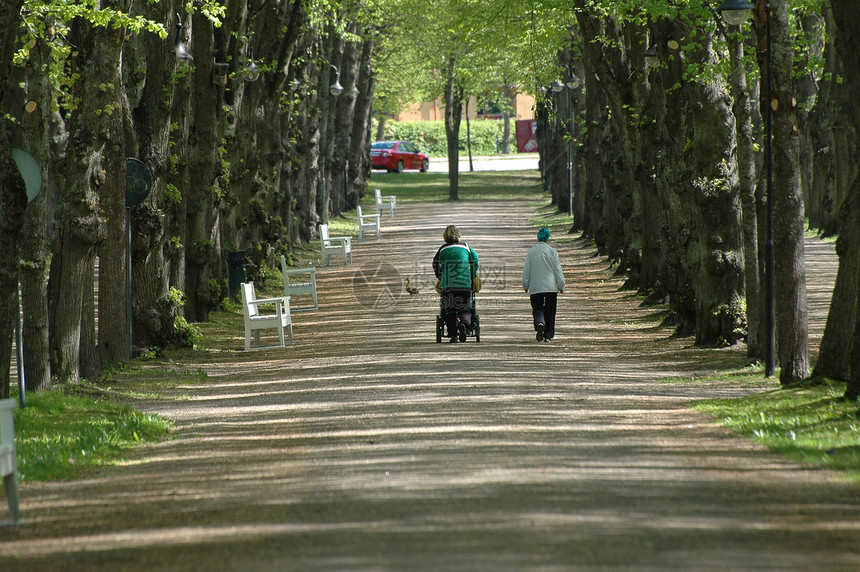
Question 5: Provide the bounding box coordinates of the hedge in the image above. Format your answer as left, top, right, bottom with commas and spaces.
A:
373, 119, 508, 158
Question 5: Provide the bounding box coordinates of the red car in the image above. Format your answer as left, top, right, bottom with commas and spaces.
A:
370, 140, 430, 173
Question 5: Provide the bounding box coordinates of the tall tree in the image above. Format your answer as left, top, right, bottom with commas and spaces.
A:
754, 0, 808, 383
828, 0, 860, 398
0, 0, 28, 399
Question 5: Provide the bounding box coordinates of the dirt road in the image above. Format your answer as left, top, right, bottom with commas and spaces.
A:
2, 200, 857, 571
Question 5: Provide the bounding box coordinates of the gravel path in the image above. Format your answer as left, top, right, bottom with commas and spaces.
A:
2, 200, 858, 571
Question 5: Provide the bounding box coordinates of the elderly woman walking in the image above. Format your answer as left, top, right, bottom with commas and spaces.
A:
522, 227, 565, 342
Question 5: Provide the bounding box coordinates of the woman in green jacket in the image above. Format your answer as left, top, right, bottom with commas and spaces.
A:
433, 225, 479, 343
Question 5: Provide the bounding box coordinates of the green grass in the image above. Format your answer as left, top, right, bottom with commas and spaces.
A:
530, 204, 577, 245
369, 170, 543, 204
695, 376, 860, 482
12, 387, 172, 482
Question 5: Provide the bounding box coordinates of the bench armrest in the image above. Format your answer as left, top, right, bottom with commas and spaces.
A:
283, 267, 316, 276
248, 296, 290, 315
325, 236, 352, 244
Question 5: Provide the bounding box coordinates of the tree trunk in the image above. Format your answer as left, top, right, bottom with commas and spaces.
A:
466, 99, 474, 172
827, 0, 860, 397
816, 190, 859, 381
50, 12, 131, 383
316, 31, 338, 223
0, 0, 26, 399
126, 2, 184, 350
96, 16, 133, 367
330, 24, 361, 215
728, 29, 761, 357
349, 36, 376, 206
501, 85, 512, 155
443, 58, 463, 200
579, 55, 605, 241
185, 13, 225, 322
757, 1, 809, 383
17, 29, 54, 392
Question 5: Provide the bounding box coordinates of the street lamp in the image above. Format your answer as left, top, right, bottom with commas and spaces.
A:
718, 0, 774, 377
329, 65, 344, 96
550, 79, 564, 93
643, 42, 659, 68
564, 66, 581, 217
717, 0, 755, 26
174, 14, 193, 62
319, 64, 343, 222
243, 48, 260, 82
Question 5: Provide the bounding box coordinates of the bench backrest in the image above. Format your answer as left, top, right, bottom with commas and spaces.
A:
240, 282, 259, 319
320, 223, 332, 245
0, 399, 15, 450
357, 205, 378, 221
374, 188, 382, 203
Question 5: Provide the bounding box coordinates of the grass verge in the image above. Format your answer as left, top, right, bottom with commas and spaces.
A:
695, 374, 860, 482
369, 170, 543, 203
12, 386, 171, 482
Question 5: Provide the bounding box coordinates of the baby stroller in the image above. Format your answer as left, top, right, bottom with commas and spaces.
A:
435, 285, 481, 343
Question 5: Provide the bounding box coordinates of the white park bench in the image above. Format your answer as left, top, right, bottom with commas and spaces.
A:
319, 223, 352, 266
240, 282, 293, 350
280, 255, 318, 312
357, 205, 381, 242
374, 188, 396, 216
0, 398, 20, 525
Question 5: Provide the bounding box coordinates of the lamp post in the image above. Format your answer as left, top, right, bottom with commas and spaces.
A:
565, 66, 581, 218
717, 0, 774, 377
319, 64, 342, 222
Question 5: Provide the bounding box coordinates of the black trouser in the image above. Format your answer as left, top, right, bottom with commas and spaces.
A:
530, 292, 558, 339
441, 289, 472, 337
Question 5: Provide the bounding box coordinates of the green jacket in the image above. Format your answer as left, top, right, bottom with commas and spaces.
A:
433, 241, 479, 290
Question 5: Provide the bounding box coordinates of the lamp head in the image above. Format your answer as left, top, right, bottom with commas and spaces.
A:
329, 65, 343, 96
175, 14, 193, 62
243, 58, 260, 82
643, 43, 659, 67
565, 69, 581, 90
717, 0, 755, 26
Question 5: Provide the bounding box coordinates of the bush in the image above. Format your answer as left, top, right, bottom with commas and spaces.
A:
375, 119, 507, 158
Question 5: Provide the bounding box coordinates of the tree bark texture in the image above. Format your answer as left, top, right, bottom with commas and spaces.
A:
0, 0, 26, 398
96, 0, 134, 367
757, 1, 809, 383
728, 29, 762, 358
185, 13, 226, 322
444, 58, 463, 200
828, 0, 860, 398
127, 1, 183, 350
17, 27, 54, 392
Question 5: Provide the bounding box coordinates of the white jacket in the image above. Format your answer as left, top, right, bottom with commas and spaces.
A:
522, 241, 565, 294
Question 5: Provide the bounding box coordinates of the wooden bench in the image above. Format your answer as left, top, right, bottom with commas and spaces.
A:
240, 282, 293, 350
357, 205, 381, 242
374, 188, 396, 216
0, 399, 20, 525
319, 223, 352, 266
280, 255, 318, 312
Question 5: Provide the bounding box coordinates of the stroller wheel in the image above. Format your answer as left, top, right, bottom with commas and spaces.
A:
474, 316, 480, 342
436, 315, 443, 343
